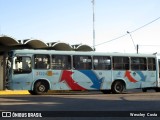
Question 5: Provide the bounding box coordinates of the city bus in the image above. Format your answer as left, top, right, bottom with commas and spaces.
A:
6, 49, 160, 95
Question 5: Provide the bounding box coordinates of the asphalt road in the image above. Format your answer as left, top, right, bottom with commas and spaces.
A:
0, 90, 160, 120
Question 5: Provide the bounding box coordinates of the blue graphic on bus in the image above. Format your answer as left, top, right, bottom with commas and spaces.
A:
136, 71, 146, 82
79, 70, 103, 89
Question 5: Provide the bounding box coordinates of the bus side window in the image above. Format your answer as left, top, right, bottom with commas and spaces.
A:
13, 56, 31, 74
73, 55, 92, 70
113, 57, 129, 70
148, 58, 156, 71
93, 56, 111, 70
34, 54, 50, 69
131, 57, 147, 70
52, 55, 71, 70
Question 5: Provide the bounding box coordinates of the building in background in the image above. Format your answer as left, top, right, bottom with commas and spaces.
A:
0, 35, 93, 90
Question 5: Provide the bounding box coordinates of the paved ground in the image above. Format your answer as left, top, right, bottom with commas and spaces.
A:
0, 90, 160, 120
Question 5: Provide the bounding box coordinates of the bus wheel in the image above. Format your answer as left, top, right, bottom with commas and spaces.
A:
34, 81, 49, 95
101, 90, 111, 94
111, 81, 125, 94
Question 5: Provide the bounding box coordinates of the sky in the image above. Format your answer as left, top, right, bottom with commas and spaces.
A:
0, 0, 160, 53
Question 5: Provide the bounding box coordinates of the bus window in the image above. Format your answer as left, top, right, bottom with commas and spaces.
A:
148, 58, 156, 71
131, 57, 147, 70
34, 54, 50, 69
93, 56, 111, 70
13, 56, 31, 74
73, 55, 92, 70
52, 55, 71, 70
113, 57, 129, 70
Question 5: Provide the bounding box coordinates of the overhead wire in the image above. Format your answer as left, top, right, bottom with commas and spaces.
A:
95, 33, 128, 46
139, 44, 160, 47
130, 16, 160, 33
95, 16, 160, 47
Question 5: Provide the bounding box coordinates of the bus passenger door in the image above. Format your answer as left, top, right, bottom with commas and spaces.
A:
10, 56, 33, 90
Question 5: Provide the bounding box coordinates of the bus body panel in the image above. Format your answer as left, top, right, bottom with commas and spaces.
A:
8, 73, 33, 90
94, 70, 112, 90
8, 69, 158, 91
112, 70, 157, 89
72, 70, 112, 90
6, 49, 160, 92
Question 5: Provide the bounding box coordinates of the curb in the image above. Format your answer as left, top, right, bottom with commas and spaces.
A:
0, 90, 88, 95
0, 90, 29, 95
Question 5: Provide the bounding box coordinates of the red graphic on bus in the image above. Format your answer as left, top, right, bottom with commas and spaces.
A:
60, 70, 86, 90
125, 70, 138, 83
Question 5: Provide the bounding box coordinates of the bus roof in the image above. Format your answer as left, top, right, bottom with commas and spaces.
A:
11, 49, 157, 58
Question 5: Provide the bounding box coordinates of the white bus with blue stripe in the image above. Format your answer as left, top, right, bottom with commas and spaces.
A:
6, 49, 160, 95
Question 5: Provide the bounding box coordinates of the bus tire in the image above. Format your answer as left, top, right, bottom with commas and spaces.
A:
101, 90, 111, 94
33, 80, 49, 95
111, 81, 125, 94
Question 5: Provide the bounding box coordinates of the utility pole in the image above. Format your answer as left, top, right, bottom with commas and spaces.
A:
136, 44, 139, 54
92, 0, 95, 51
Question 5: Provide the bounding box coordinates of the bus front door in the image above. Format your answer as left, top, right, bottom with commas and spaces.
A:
9, 56, 33, 90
